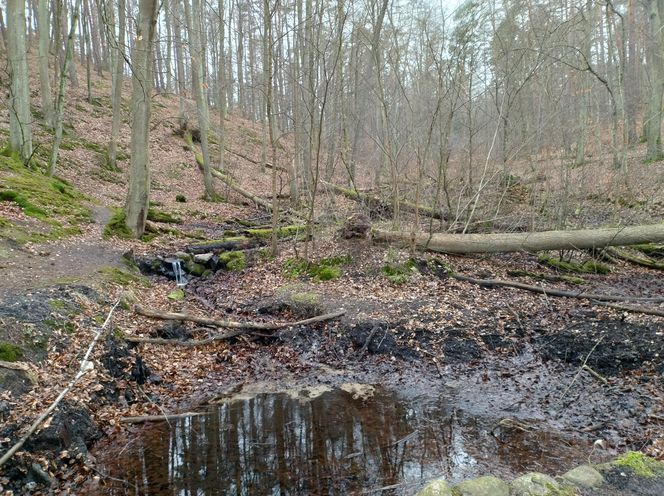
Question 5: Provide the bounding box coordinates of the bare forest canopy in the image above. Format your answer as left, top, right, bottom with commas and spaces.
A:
2, 0, 664, 239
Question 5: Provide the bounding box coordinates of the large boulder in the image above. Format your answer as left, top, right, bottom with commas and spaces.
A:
417, 478, 453, 496
453, 476, 509, 496
561, 464, 604, 489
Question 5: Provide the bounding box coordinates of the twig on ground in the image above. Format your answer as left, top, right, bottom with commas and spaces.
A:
120, 412, 208, 424
582, 364, 608, 384
560, 335, 606, 400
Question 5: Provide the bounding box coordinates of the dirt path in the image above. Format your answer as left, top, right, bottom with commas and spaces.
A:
0, 206, 124, 292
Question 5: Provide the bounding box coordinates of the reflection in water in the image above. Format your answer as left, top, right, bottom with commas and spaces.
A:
100, 387, 589, 495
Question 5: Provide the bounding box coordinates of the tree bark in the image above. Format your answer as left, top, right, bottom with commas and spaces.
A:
108, 0, 126, 169
37, 0, 53, 128
373, 224, 664, 254
7, 0, 33, 161
125, 0, 160, 237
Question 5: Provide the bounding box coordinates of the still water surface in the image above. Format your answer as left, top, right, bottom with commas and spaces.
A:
100, 385, 591, 495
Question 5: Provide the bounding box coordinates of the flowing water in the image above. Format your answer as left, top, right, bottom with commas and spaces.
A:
98, 385, 593, 495
170, 259, 187, 287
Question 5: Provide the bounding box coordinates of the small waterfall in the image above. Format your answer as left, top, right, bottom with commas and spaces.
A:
171, 259, 187, 287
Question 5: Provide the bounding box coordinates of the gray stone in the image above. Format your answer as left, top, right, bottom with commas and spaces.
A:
174, 251, 192, 262
417, 479, 453, 496
453, 476, 510, 496
511, 472, 560, 496
194, 252, 214, 264
561, 464, 604, 489
30, 463, 52, 485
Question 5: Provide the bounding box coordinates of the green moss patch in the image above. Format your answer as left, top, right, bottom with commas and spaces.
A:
219, 251, 246, 271
381, 259, 418, 285
0, 150, 91, 244
283, 255, 351, 281
99, 267, 149, 287
147, 208, 182, 224
246, 225, 304, 239
538, 254, 610, 274
615, 451, 664, 477
0, 343, 23, 362
103, 208, 134, 239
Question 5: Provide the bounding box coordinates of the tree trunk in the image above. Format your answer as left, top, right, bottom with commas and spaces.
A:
49, 0, 84, 176
125, 0, 160, 237
373, 224, 664, 254
108, 0, 126, 169
7, 0, 33, 161
184, 0, 216, 199
37, 0, 53, 128
645, 0, 664, 161
217, 0, 227, 171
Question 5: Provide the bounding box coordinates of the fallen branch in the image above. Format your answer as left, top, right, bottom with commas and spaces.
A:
0, 300, 120, 468
126, 307, 346, 346
0, 360, 31, 371
582, 364, 608, 384
560, 335, 606, 400
120, 412, 207, 424
450, 273, 664, 302
591, 301, 664, 317
603, 247, 664, 270
134, 305, 344, 329
323, 181, 446, 220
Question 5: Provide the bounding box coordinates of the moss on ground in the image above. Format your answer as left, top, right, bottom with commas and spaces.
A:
0, 148, 91, 244
381, 259, 418, 285
99, 267, 150, 287
147, 208, 182, 224
615, 451, 664, 477
246, 225, 304, 239
219, 251, 246, 271
283, 255, 351, 281
103, 208, 134, 239
0, 343, 23, 362
538, 254, 610, 274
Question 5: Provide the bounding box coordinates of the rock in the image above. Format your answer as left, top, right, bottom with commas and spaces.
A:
511, 472, 560, 495
0, 400, 10, 421
130, 355, 150, 385
453, 476, 510, 496
194, 252, 214, 264
174, 251, 192, 263
417, 478, 453, 496
29, 463, 52, 486
184, 260, 206, 277
157, 321, 192, 340
26, 401, 101, 453
167, 288, 185, 301
561, 464, 604, 489
341, 212, 371, 239
0, 368, 36, 397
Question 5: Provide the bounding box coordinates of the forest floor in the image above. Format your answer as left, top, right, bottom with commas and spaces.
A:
0, 65, 663, 495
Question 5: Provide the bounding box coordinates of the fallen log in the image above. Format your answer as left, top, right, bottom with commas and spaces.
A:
450, 273, 664, 302
187, 236, 263, 254
322, 181, 446, 220
126, 306, 346, 346
592, 301, 664, 318
120, 412, 207, 423
603, 247, 664, 270
373, 223, 664, 254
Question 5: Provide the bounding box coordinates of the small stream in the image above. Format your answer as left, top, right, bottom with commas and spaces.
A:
98, 385, 592, 495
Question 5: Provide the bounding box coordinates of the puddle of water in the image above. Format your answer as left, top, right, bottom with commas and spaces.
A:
97, 386, 592, 495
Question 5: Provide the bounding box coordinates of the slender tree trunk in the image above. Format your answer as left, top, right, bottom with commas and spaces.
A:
645, 0, 664, 161
185, 0, 216, 199
7, 0, 33, 161
108, 0, 126, 169
37, 0, 54, 128
125, 0, 160, 237
172, 0, 187, 123
49, 0, 84, 176
217, 0, 227, 171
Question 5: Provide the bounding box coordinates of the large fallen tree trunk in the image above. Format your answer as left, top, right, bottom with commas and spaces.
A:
322, 181, 446, 220
373, 224, 664, 254
210, 168, 274, 212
